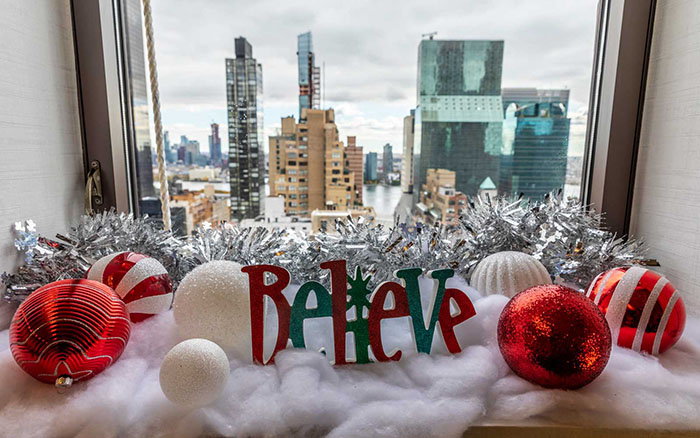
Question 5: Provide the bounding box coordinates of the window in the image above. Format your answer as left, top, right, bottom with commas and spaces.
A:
80, 0, 622, 235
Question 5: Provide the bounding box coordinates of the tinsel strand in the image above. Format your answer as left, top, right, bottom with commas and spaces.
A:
2, 193, 649, 301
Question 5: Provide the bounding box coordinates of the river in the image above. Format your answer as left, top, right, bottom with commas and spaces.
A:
363, 184, 403, 225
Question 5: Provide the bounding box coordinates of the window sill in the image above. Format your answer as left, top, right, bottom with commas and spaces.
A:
465, 421, 695, 437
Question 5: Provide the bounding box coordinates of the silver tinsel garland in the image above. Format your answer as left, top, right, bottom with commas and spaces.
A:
2, 193, 651, 301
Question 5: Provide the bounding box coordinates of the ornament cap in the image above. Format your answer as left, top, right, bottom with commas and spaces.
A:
55, 375, 73, 391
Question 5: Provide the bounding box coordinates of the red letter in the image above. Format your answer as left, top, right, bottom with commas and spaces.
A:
241, 264, 291, 365
438, 288, 476, 354
319, 260, 348, 365
368, 281, 410, 361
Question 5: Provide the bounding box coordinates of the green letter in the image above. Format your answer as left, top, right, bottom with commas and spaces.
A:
396, 268, 453, 354
289, 281, 332, 348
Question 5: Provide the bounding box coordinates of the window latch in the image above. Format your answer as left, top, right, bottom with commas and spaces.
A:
85, 160, 103, 214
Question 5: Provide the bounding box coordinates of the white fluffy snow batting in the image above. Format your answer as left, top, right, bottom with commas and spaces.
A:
1, 278, 700, 437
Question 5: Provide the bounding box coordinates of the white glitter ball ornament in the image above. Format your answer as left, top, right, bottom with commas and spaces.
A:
173, 261, 251, 359
159, 338, 230, 407
470, 251, 552, 298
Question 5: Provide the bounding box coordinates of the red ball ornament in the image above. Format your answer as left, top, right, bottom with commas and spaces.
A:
87, 251, 173, 322
586, 266, 685, 355
498, 284, 612, 389
10, 279, 131, 387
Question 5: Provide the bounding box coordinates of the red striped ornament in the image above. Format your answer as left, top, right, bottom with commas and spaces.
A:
87, 252, 173, 322
586, 266, 685, 355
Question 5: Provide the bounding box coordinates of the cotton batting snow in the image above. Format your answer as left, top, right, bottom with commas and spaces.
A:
1, 277, 700, 437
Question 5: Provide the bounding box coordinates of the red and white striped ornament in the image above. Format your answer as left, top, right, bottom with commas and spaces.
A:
87, 251, 173, 322
586, 266, 685, 355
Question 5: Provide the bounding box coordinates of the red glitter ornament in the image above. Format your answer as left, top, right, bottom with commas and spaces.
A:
87, 251, 173, 322
10, 279, 131, 388
497, 284, 612, 389
586, 266, 685, 355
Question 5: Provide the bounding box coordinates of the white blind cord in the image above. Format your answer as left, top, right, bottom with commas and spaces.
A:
142, 0, 171, 231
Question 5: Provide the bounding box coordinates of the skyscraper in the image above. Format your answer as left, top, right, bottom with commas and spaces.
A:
499, 88, 571, 199
164, 130, 176, 164
269, 109, 357, 216
413, 39, 504, 201
382, 143, 393, 183
226, 37, 264, 220
297, 32, 321, 118
364, 152, 378, 182
401, 110, 415, 193
345, 136, 363, 202
123, 0, 155, 207
209, 122, 222, 165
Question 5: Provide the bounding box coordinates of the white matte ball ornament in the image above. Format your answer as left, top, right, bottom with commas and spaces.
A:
471, 251, 551, 298
159, 338, 230, 407
173, 261, 251, 358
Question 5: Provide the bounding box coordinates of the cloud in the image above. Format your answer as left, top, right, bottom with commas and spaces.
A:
149, 0, 598, 152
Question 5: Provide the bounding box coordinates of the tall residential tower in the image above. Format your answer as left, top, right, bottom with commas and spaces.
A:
297, 32, 321, 118
345, 136, 364, 202
413, 39, 504, 201
209, 122, 222, 166
401, 110, 415, 193
382, 143, 393, 183
226, 37, 264, 220
269, 109, 358, 216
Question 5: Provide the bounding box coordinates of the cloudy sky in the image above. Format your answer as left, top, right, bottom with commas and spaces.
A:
150, 0, 598, 156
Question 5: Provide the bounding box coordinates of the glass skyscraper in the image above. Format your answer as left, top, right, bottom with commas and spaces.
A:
123, 0, 155, 210
297, 32, 320, 118
226, 37, 264, 220
382, 143, 393, 182
413, 39, 504, 201
499, 88, 571, 199
364, 152, 378, 182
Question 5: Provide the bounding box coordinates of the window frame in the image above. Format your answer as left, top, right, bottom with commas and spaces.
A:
581, 0, 657, 236
72, 0, 135, 212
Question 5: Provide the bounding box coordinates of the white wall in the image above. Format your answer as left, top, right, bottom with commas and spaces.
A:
631, 0, 700, 314
0, 0, 84, 324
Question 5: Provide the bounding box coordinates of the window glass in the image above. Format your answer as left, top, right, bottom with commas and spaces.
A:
128, 0, 597, 232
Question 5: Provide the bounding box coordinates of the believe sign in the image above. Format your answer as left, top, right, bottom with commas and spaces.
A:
242, 260, 476, 365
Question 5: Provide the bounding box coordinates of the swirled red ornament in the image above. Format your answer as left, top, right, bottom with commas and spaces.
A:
586, 266, 685, 355
87, 251, 173, 322
497, 284, 612, 389
9, 279, 131, 387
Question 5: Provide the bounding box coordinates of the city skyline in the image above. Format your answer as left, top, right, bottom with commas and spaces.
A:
148, 0, 596, 156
